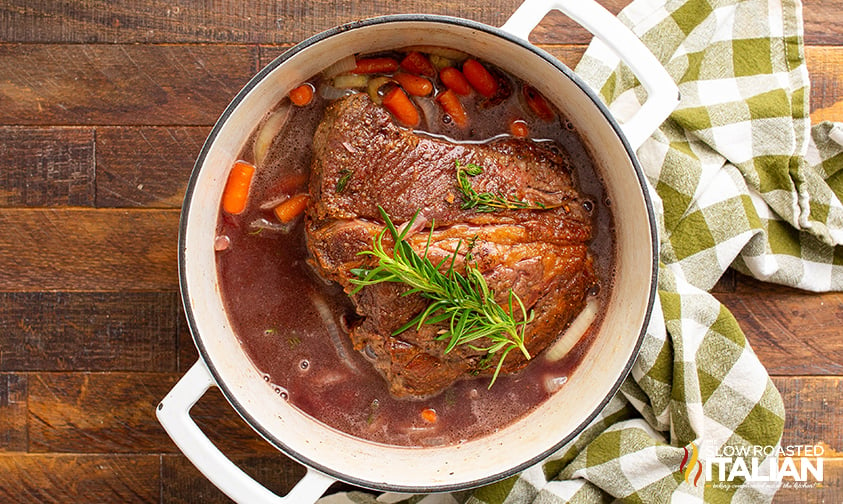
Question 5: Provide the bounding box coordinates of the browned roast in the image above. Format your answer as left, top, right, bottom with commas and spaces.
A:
305, 93, 596, 397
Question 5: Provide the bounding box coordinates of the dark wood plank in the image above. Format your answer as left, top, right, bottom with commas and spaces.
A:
0, 0, 536, 44
27, 372, 279, 455
774, 376, 842, 454
96, 126, 209, 208
715, 277, 843, 376
773, 458, 843, 503
803, 0, 843, 46
28, 372, 179, 453
0, 454, 159, 503
0, 1, 838, 47
0, 44, 835, 129
0, 44, 257, 126
0, 374, 27, 452
0, 209, 179, 291
0, 292, 179, 372
162, 454, 308, 504
0, 127, 95, 207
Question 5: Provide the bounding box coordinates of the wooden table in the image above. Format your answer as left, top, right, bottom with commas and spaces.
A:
0, 1, 839, 502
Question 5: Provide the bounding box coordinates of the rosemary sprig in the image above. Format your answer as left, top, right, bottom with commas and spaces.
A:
455, 160, 554, 212
349, 207, 533, 386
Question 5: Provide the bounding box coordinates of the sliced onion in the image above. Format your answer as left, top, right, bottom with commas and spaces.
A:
253, 102, 292, 166
248, 217, 295, 234
259, 194, 290, 210
318, 83, 353, 101
416, 97, 439, 130
545, 298, 599, 362
311, 293, 359, 371
322, 55, 357, 78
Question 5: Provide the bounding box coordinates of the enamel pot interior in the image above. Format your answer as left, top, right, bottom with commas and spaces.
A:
180, 15, 656, 493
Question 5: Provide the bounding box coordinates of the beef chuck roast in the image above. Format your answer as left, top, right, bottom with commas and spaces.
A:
305, 93, 596, 397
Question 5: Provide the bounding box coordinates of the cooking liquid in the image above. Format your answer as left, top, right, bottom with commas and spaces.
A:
216, 55, 615, 447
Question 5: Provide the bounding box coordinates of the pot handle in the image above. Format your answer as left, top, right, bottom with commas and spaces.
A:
157, 360, 336, 504
501, 0, 679, 149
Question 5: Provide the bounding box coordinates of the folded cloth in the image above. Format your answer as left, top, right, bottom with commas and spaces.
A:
319, 0, 843, 502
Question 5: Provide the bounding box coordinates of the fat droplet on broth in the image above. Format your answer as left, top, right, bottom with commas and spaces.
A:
274, 386, 289, 400
299, 359, 310, 371
214, 235, 231, 251
544, 375, 568, 393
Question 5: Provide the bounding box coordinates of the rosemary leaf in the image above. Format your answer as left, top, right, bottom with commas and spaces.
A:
349, 207, 532, 387
455, 160, 558, 212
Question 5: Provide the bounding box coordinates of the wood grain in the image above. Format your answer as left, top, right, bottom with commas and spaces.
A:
0, 127, 95, 207
773, 376, 842, 455
96, 126, 210, 208
28, 373, 179, 453
162, 454, 307, 503
0, 292, 180, 372
715, 277, 843, 376
0, 374, 27, 452
806, 46, 843, 124
0, 44, 257, 126
773, 458, 843, 503
0, 0, 534, 44
0, 44, 836, 129
1, 1, 838, 46
27, 372, 279, 455
0, 454, 159, 503
0, 209, 179, 291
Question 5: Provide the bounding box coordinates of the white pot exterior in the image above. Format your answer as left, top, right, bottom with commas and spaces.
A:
178, 15, 657, 493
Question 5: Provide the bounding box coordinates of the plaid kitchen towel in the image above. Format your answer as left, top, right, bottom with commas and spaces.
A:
320, 0, 843, 502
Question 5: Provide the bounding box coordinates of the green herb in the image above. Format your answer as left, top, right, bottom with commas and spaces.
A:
349, 207, 533, 386
455, 160, 553, 212
336, 168, 353, 193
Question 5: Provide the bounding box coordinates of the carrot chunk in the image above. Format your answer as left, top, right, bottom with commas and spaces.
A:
353, 57, 399, 74
289, 83, 314, 106
420, 408, 438, 423
436, 89, 468, 128
462, 59, 498, 98
400, 51, 436, 77
394, 73, 433, 97
439, 67, 471, 96
382, 86, 420, 127
274, 193, 309, 223
510, 118, 529, 138
221, 160, 255, 215
523, 85, 555, 121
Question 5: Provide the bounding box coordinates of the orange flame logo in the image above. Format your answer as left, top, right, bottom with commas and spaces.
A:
680, 442, 703, 486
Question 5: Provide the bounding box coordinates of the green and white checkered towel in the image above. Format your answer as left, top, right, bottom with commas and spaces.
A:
320, 0, 843, 502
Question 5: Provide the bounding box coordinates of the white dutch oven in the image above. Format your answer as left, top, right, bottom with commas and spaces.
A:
158, 0, 679, 502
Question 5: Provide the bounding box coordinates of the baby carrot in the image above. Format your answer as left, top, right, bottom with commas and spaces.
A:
289, 83, 314, 106
400, 51, 436, 77
353, 57, 399, 74
382, 86, 420, 127
420, 408, 438, 423
439, 67, 471, 96
462, 59, 498, 98
436, 89, 468, 128
510, 118, 529, 138
523, 85, 555, 121
274, 193, 309, 223
394, 73, 433, 97
222, 160, 255, 215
